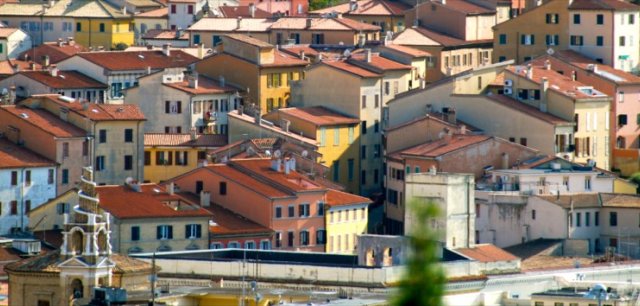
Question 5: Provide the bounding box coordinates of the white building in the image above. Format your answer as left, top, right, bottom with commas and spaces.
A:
0, 138, 56, 235
124, 70, 241, 134
168, 0, 207, 31
0, 28, 31, 61
404, 171, 475, 249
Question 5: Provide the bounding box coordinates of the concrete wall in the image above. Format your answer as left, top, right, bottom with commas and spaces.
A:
563, 239, 588, 256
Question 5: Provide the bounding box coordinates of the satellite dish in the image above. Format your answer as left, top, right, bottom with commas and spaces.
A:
246, 146, 255, 156
125, 177, 134, 184
273, 150, 282, 158
265, 150, 272, 157
301, 150, 309, 158
343, 49, 351, 57
546, 48, 555, 55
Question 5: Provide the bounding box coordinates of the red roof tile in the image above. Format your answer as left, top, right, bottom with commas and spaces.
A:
270, 17, 380, 32
395, 134, 491, 158
163, 75, 238, 95
40, 95, 146, 121
142, 29, 189, 40
225, 33, 274, 48
203, 163, 291, 198
218, 5, 272, 18
326, 189, 371, 207
0, 59, 42, 75
311, 0, 410, 16
0, 138, 55, 169
381, 44, 431, 58
455, 244, 519, 262
432, 0, 494, 15
75, 50, 199, 71
19, 70, 107, 89
263, 50, 309, 68
97, 184, 213, 219
0, 105, 87, 137
348, 52, 412, 72
135, 7, 168, 17
144, 133, 227, 147
322, 60, 382, 78
19, 42, 87, 65
569, 0, 639, 11
483, 94, 572, 125
230, 159, 326, 193
276, 106, 360, 126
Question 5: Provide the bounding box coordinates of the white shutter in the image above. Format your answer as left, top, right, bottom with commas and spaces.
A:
605, 111, 609, 130
593, 112, 598, 130
586, 112, 591, 131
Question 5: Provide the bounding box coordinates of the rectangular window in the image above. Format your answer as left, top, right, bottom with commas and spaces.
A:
11, 171, 17, 185
96, 156, 105, 171
374, 94, 379, 108
25, 170, 31, 186
596, 14, 604, 25
499, 34, 506, 44
361, 95, 366, 108
596, 36, 604, 46
124, 129, 133, 142
319, 127, 326, 147
620, 36, 626, 46
361, 120, 366, 134
10, 201, 17, 215
333, 127, 340, 146
374, 120, 379, 133
361, 145, 366, 159
144, 151, 151, 166
185, 224, 202, 238
76, 22, 81, 31
374, 144, 380, 158
275, 232, 282, 248
348, 159, 354, 182
124, 155, 133, 170
156, 225, 173, 239
595, 212, 600, 226
586, 212, 590, 226
348, 126, 354, 144
48, 169, 55, 184
520, 34, 534, 45
316, 229, 325, 244
300, 230, 309, 246
298, 203, 310, 217
56, 202, 69, 215
275, 206, 282, 218
576, 212, 581, 227
287, 231, 294, 247
131, 226, 140, 241
171, 4, 176, 13
188, 4, 193, 14
333, 160, 340, 182
573, 13, 581, 24
62, 169, 69, 184
99, 23, 105, 32
317, 202, 324, 216
99, 129, 107, 143
610, 212, 618, 227
24, 200, 30, 213
288, 205, 295, 218
570, 35, 584, 46
361, 170, 366, 185
219, 181, 227, 195
62, 142, 69, 158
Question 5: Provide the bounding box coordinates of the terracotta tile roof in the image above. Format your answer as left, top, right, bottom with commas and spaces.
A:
144, 133, 227, 147
380, 44, 431, 58
228, 110, 317, 146
536, 194, 601, 209
0, 28, 18, 38
19, 42, 87, 65
224, 33, 273, 48
188, 17, 274, 32
218, 5, 272, 18
600, 193, 640, 208
569, 0, 639, 11
270, 17, 380, 32
97, 184, 213, 219
280, 44, 320, 59
455, 244, 519, 262
40, 95, 146, 121
483, 94, 572, 125
0, 138, 55, 169
395, 134, 491, 158
4, 250, 153, 273
142, 29, 189, 40
230, 159, 326, 193
530, 51, 640, 85
75, 50, 199, 71
0, 0, 132, 18
0, 105, 87, 137
311, 0, 410, 16
164, 75, 239, 95
202, 163, 291, 198
135, 7, 168, 17
276, 106, 360, 126
506, 64, 611, 100
250, 138, 279, 149
0, 59, 42, 75
326, 189, 371, 207
263, 50, 309, 68
426, 0, 494, 15
33, 229, 64, 249
18, 70, 107, 89
385, 112, 482, 133
321, 60, 382, 78
395, 26, 492, 47
0, 247, 22, 263
347, 52, 412, 72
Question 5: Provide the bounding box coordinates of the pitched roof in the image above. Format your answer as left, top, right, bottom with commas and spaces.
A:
218, 5, 272, 18
393, 134, 491, 158
230, 159, 326, 193
0, 138, 55, 169
483, 94, 573, 125
380, 44, 431, 58
228, 110, 317, 146
394, 26, 492, 47
569, 0, 639, 11
270, 17, 380, 31
18, 41, 87, 65
18, 70, 107, 89
276, 106, 360, 126
202, 163, 291, 198
347, 52, 413, 72
531, 50, 640, 85
225, 33, 273, 48
4, 250, 153, 273
431, 0, 494, 15
163, 75, 238, 95
536, 194, 601, 209
188, 17, 274, 32
0, 28, 18, 38
144, 133, 227, 147
600, 193, 640, 208
310, 0, 410, 16
0, 105, 87, 137
74, 50, 199, 71
142, 29, 189, 40
326, 189, 371, 207
135, 7, 168, 17
0, 0, 132, 18
38, 95, 146, 121
321, 60, 382, 78
455, 244, 519, 263
0, 59, 42, 75
97, 184, 213, 219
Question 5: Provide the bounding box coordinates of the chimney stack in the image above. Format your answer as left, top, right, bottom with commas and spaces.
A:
57, 38, 63, 47
67, 37, 74, 46
162, 43, 171, 56
365, 48, 372, 63
540, 77, 549, 112
544, 60, 551, 70
167, 182, 175, 195
299, 50, 305, 60
30, 62, 36, 71
51, 67, 59, 77
146, 44, 153, 50
446, 108, 456, 124
249, 3, 255, 18
237, 16, 242, 29
200, 191, 211, 207
571, 71, 576, 81
526, 64, 533, 79
42, 55, 50, 67
306, 18, 312, 29
189, 72, 199, 88
190, 126, 197, 141
197, 43, 205, 59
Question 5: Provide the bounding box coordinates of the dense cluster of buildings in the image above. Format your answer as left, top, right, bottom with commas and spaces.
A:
0, 0, 638, 305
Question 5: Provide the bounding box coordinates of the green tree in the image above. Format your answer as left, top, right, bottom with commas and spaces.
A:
309, 0, 336, 11
392, 199, 445, 306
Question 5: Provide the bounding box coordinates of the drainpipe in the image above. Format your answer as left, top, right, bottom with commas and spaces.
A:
466, 175, 471, 248
136, 120, 143, 182
20, 167, 25, 232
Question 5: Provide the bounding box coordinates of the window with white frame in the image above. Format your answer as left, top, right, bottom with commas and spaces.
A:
316, 229, 326, 245
156, 225, 173, 240
227, 241, 240, 248
245, 241, 256, 249
185, 224, 201, 239
260, 240, 271, 250
275, 232, 282, 248
300, 230, 309, 246
210, 242, 223, 249
298, 203, 310, 217
317, 202, 324, 216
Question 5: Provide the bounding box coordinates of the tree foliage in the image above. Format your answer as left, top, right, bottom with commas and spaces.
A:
392, 199, 446, 306
309, 0, 337, 11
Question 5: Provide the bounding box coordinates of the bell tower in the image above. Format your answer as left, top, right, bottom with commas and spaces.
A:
59, 167, 115, 302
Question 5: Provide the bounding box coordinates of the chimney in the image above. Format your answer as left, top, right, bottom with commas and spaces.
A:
189, 72, 199, 88
238, 105, 244, 116
349, 0, 357, 11
57, 38, 63, 47
237, 16, 242, 29
23, 53, 29, 61
127, 180, 141, 192
299, 50, 305, 60
441, 0, 446, 4
197, 43, 205, 59
365, 48, 372, 63
526, 64, 533, 79
122, 6, 127, 15
42, 55, 50, 67
501, 152, 509, 169
219, 75, 225, 87
592, 64, 598, 73
167, 182, 175, 195
284, 158, 291, 174
200, 191, 211, 207
249, 3, 256, 17
571, 70, 576, 81
540, 77, 549, 112
190, 126, 197, 140
146, 44, 153, 50
306, 18, 312, 29
281, 119, 290, 132
544, 59, 551, 70
445, 108, 456, 124
30, 62, 36, 71
67, 37, 74, 46
146, 66, 151, 75
162, 43, 171, 56
51, 67, 59, 77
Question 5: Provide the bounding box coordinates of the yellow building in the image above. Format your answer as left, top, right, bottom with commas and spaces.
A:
196, 34, 308, 114
0, 0, 135, 49
144, 133, 227, 183
325, 190, 371, 254
263, 106, 361, 193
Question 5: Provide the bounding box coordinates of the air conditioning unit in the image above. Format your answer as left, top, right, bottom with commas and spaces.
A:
504, 79, 513, 87
503, 87, 513, 95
